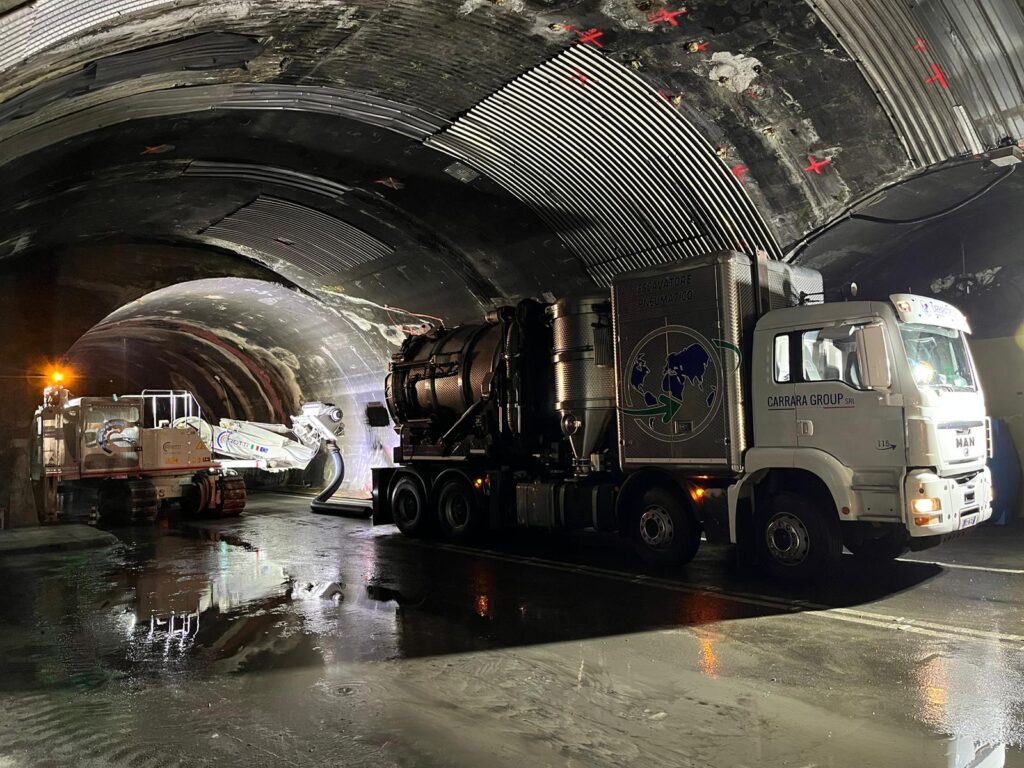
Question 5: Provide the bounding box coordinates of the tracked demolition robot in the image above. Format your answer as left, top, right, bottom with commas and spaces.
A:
32, 388, 345, 524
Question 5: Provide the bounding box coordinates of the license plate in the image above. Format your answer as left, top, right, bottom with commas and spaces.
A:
958, 513, 979, 530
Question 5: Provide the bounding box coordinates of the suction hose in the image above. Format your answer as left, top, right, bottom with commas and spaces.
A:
309, 442, 370, 517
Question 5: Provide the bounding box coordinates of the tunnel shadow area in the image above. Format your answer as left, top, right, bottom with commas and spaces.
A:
360, 525, 946, 660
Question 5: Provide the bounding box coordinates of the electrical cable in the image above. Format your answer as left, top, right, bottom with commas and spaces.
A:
784, 156, 1012, 260
847, 165, 1015, 226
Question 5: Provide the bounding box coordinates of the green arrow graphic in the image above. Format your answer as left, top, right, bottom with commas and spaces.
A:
622, 394, 683, 424
714, 338, 742, 372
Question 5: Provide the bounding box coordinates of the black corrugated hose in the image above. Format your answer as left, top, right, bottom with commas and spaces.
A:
309, 442, 370, 517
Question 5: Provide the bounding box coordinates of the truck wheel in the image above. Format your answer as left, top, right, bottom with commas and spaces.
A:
390, 472, 433, 538
630, 487, 701, 567
846, 529, 907, 562
758, 491, 841, 581
436, 475, 483, 542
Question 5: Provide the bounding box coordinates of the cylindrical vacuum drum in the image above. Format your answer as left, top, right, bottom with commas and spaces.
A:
550, 293, 616, 471
386, 320, 505, 431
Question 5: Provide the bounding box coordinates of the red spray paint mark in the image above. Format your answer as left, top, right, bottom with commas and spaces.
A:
745, 89, 759, 100
572, 69, 589, 86
802, 155, 831, 174
141, 144, 174, 155
577, 28, 604, 47
731, 164, 749, 183
694, 41, 709, 51
375, 177, 405, 190
647, 7, 687, 26
913, 37, 928, 52
924, 63, 948, 88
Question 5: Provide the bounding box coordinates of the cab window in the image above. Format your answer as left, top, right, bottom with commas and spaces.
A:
800, 329, 863, 389
773, 334, 791, 383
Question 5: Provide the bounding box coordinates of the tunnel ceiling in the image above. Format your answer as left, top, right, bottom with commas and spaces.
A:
1, 0, 1022, 325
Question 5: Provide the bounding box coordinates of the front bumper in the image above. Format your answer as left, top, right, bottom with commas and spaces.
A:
904, 466, 992, 536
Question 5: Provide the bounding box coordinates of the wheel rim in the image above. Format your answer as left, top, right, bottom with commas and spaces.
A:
765, 512, 810, 565
393, 486, 420, 527
442, 489, 470, 531
639, 505, 675, 549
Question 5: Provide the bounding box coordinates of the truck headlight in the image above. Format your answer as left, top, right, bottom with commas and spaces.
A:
912, 497, 941, 514
912, 497, 943, 527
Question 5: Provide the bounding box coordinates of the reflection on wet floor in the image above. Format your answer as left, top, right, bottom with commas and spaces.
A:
0, 496, 1022, 767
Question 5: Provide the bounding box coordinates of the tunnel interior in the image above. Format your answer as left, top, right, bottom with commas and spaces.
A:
1, 0, 1023, 527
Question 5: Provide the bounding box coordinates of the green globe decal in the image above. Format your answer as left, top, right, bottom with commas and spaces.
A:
621, 326, 726, 442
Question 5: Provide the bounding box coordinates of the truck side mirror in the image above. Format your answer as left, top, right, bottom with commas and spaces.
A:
854, 323, 891, 390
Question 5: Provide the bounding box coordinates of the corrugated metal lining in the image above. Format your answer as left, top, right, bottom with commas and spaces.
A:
201, 196, 392, 278
0, 83, 448, 165
425, 45, 782, 286
322, 0, 550, 119
913, 0, 1024, 148
184, 161, 353, 201
216, 84, 447, 139
808, 0, 985, 165
0, 32, 263, 124
0, 0, 175, 74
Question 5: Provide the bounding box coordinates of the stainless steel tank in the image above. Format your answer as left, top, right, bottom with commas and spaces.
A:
550, 293, 616, 474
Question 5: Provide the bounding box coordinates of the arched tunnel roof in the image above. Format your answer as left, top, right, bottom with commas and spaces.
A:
2, 0, 1020, 312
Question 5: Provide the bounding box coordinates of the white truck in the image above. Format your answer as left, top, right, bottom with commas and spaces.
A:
372, 251, 993, 580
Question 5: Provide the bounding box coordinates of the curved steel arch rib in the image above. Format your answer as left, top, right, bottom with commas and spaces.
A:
426, 45, 783, 286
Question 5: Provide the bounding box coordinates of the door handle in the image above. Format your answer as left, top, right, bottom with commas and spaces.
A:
798, 419, 814, 436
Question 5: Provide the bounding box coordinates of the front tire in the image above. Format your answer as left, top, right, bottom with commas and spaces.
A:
629, 487, 701, 567
758, 491, 841, 581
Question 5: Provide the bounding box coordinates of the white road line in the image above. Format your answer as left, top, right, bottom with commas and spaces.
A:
897, 558, 1024, 576
410, 539, 1024, 646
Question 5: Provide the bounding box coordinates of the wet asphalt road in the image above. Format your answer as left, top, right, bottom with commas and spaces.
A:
0, 493, 1022, 768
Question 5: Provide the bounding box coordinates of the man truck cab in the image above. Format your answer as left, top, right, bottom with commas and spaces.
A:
743, 293, 992, 576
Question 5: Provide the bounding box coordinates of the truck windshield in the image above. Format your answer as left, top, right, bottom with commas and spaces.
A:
899, 323, 975, 391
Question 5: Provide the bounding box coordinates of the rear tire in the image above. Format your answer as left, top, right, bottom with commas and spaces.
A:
629, 486, 701, 567
758, 491, 841, 582
390, 472, 433, 538
436, 475, 484, 542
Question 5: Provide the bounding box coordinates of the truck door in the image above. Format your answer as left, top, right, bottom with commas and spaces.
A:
792, 324, 906, 510
754, 330, 799, 447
